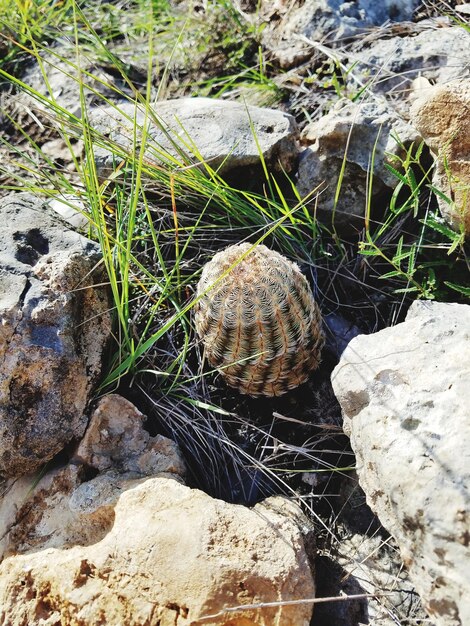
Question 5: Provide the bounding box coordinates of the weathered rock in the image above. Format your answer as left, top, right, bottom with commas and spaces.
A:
332, 300, 470, 626
410, 80, 470, 236
260, 0, 420, 68
0, 477, 314, 624
90, 97, 298, 180
0, 193, 111, 477
0, 395, 186, 558
0, 395, 314, 624
313, 471, 429, 625
456, 3, 470, 15
74, 394, 186, 476
350, 25, 470, 111
297, 98, 420, 225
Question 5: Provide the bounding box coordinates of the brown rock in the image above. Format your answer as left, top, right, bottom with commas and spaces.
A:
410, 80, 470, 236
0, 395, 313, 625
0, 395, 186, 558
74, 394, 186, 476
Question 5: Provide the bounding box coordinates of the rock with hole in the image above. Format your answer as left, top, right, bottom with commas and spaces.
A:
0, 193, 112, 478
90, 97, 298, 182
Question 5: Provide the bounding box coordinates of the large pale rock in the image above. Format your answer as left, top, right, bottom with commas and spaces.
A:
0, 479, 315, 626
332, 301, 470, 626
410, 80, 470, 236
260, 0, 419, 68
0, 193, 111, 477
297, 98, 419, 225
0, 395, 314, 625
90, 97, 298, 180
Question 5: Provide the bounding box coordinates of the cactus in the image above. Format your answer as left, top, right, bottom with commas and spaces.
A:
194, 243, 324, 397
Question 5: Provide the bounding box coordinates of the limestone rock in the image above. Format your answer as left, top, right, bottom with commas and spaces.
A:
350, 26, 470, 111
19, 43, 133, 118
297, 98, 420, 225
0, 478, 315, 625
0, 193, 112, 477
0, 394, 313, 624
74, 394, 186, 477
332, 300, 470, 626
90, 97, 298, 180
410, 80, 470, 236
0, 395, 186, 558
260, 0, 420, 68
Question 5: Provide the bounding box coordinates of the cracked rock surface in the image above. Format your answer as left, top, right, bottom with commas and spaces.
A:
332, 300, 470, 626
0, 193, 112, 478
297, 97, 420, 225
259, 0, 420, 69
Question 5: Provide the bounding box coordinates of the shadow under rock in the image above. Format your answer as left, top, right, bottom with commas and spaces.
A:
312, 555, 369, 626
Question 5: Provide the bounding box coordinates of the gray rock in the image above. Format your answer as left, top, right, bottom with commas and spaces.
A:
332, 301, 470, 626
349, 25, 470, 112
19, 43, 133, 118
89, 97, 298, 180
296, 98, 420, 225
260, 0, 420, 68
0, 193, 112, 477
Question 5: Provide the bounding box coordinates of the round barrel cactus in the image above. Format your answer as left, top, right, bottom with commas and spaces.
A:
194, 243, 324, 397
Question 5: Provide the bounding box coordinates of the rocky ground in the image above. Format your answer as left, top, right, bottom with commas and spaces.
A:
0, 1, 469, 625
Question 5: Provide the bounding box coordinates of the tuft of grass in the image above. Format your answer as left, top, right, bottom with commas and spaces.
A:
359, 138, 469, 301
